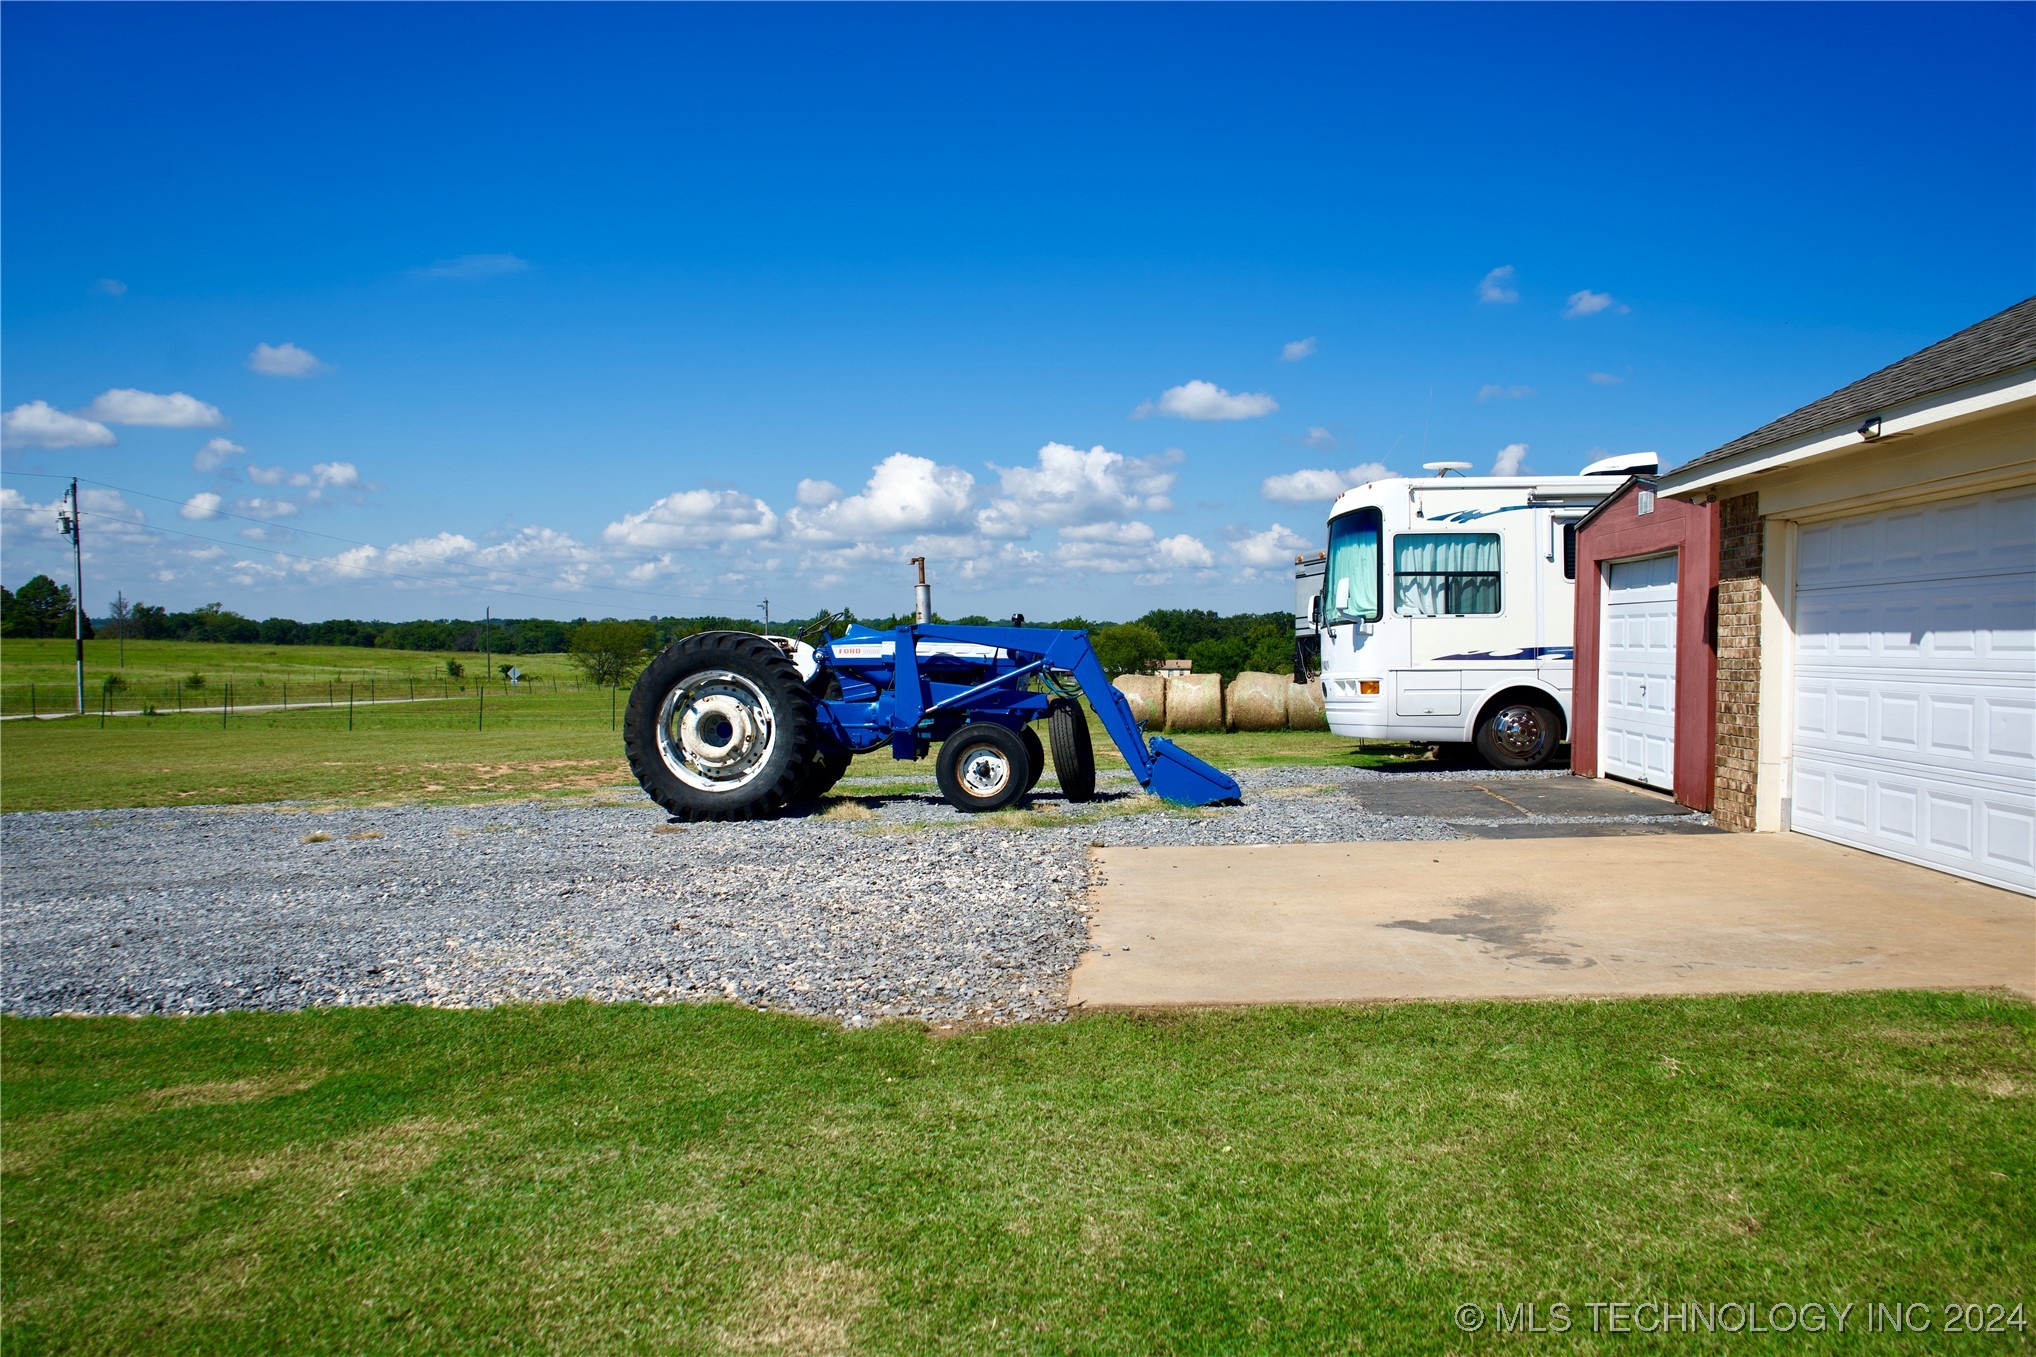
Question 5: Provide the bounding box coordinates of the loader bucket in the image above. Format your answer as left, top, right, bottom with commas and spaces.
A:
1143, 736, 1242, 806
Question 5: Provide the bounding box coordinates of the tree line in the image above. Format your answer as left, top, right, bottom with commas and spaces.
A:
0, 575, 1296, 683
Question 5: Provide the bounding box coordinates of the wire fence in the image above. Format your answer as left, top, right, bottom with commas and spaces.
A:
2, 674, 637, 733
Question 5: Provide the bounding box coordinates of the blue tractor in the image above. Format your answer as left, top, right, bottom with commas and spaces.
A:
624, 568, 1240, 821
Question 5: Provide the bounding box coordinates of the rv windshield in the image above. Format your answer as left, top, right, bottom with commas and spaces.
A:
1326, 508, 1381, 621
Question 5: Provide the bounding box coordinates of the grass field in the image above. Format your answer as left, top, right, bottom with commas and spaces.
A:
0, 637, 1424, 812
0, 636, 579, 717
4, 993, 2030, 1354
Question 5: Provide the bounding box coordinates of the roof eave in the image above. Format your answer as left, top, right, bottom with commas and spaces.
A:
1659, 363, 2036, 500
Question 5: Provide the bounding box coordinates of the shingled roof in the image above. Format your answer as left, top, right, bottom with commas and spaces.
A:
1667, 296, 2036, 477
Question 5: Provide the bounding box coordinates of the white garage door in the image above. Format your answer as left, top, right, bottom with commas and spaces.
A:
1601, 553, 1678, 791
1792, 486, 2036, 894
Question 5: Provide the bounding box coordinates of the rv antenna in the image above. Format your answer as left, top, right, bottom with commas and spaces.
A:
1423, 461, 1473, 477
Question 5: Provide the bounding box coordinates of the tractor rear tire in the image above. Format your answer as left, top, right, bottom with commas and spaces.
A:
936, 723, 1031, 813
1020, 726, 1046, 794
624, 631, 817, 821
1047, 697, 1096, 802
793, 747, 853, 802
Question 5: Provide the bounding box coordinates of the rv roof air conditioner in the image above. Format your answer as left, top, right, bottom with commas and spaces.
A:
1580, 451, 1661, 477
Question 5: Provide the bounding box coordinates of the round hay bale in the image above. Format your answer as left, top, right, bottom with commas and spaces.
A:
1286, 679, 1328, 731
1225, 671, 1289, 731
1163, 673, 1224, 732
1112, 674, 1166, 729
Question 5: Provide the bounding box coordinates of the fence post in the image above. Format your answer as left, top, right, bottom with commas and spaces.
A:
282, 681, 287, 711
349, 683, 355, 732
478, 683, 484, 732
100, 688, 107, 729
30, 684, 35, 719
611, 683, 617, 730
223, 681, 230, 729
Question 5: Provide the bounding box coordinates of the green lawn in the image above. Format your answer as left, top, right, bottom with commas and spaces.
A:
0, 636, 581, 717
4, 993, 2030, 1354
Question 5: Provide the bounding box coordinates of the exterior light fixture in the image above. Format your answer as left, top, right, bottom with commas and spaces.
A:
1858, 415, 1883, 440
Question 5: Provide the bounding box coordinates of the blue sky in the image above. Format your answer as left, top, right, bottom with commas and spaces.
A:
4, 2, 2031, 623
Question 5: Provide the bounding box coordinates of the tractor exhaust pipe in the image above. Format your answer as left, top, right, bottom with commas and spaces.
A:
911, 556, 932, 624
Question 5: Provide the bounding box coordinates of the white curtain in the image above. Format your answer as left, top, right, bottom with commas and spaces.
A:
1394, 533, 1500, 615
1327, 510, 1380, 620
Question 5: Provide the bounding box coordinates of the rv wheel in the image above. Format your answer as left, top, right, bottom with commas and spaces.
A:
1473, 700, 1561, 770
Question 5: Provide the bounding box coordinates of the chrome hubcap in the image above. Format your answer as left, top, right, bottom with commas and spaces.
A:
1491, 705, 1547, 758
657, 670, 778, 792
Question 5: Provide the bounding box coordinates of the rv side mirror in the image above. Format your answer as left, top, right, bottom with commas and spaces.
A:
1310, 595, 1322, 626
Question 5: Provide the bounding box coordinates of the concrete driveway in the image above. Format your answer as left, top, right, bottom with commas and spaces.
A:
1070, 833, 2035, 1008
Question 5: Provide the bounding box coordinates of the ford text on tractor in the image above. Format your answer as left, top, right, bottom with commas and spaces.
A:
624, 561, 1241, 820
1309, 452, 1658, 769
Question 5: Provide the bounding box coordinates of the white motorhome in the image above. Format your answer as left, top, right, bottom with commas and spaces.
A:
1315, 455, 1656, 768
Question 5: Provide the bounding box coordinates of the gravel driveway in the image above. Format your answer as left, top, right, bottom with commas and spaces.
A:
2, 766, 1696, 1024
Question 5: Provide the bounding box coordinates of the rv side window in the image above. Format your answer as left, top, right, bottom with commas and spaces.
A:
1326, 508, 1381, 622
1393, 533, 1501, 616
1562, 522, 1578, 580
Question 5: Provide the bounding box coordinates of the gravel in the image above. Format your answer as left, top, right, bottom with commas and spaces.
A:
2, 766, 1700, 1024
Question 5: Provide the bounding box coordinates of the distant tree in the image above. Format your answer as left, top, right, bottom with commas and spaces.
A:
259, 617, 308, 645
569, 620, 655, 687
107, 591, 132, 637
1093, 623, 1167, 679
445, 658, 465, 679
129, 603, 171, 639
3, 575, 75, 638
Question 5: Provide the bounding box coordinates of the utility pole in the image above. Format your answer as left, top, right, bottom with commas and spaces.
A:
758, 599, 770, 637
57, 479, 83, 714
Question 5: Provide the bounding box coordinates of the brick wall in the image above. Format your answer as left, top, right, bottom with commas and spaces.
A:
1711, 492, 1763, 830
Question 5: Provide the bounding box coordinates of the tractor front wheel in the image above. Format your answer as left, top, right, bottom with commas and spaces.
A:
1020, 726, 1046, 794
1047, 697, 1097, 802
936, 723, 1031, 813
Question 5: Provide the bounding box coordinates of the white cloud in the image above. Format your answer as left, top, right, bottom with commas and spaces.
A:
247, 342, 327, 377
1588, 371, 1626, 385
409, 253, 529, 280
1155, 533, 1215, 568
92, 278, 127, 296
795, 478, 842, 507
1133, 380, 1277, 421
1230, 523, 1315, 569
236, 497, 301, 519
603, 488, 779, 549
1303, 426, 1335, 451
2, 400, 116, 448
1281, 337, 1317, 362
247, 465, 289, 487
1476, 384, 1537, 402
1564, 289, 1628, 318
180, 492, 222, 520
193, 437, 245, 471
311, 461, 360, 489
786, 453, 975, 541
1492, 442, 1530, 475
975, 443, 1178, 537
1259, 463, 1394, 503
1478, 265, 1519, 303
83, 389, 225, 428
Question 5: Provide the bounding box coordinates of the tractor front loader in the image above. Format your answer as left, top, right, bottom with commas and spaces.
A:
623, 573, 1240, 822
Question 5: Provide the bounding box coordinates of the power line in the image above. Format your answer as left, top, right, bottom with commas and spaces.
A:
0, 469, 759, 611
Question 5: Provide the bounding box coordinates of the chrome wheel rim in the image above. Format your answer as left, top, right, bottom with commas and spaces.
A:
657, 669, 778, 792
957, 742, 1013, 799
1491, 705, 1548, 759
